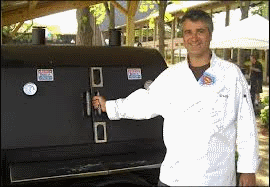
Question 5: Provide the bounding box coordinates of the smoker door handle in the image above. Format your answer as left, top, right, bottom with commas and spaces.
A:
95, 90, 102, 116
86, 91, 91, 116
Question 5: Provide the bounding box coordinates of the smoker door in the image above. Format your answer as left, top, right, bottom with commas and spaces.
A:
91, 66, 165, 153
1, 66, 94, 150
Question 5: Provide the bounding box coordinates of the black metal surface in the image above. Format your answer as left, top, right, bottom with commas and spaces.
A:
109, 29, 121, 46
9, 151, 164, 183
32, 27, 46, 45
1, 45, 166, 68
1, 45, 167, 185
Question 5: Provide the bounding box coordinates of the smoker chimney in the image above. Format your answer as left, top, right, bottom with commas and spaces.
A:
109, 29, 121, 46
32, 27, 46, 45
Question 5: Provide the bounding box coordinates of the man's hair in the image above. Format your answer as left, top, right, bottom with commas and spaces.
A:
180, 9, 214, 34
250, 54, 258, 60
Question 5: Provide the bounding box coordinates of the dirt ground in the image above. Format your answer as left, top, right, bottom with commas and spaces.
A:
255, 86, 269, 186
256, 119, 269, 186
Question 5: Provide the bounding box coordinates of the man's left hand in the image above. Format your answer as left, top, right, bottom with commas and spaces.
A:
239, 173, 256, 186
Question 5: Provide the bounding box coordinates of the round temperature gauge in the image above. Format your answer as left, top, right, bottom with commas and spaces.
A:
23, 82, 37, 96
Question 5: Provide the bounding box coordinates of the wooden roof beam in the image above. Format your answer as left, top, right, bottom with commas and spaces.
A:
11, 22, 24, 36
128, 1, 139, 17
29, 1, 39, 11
126, 1, 139, 46
110, 0, 128, 16
1, 1, 101, 26
9, 1, 39, 36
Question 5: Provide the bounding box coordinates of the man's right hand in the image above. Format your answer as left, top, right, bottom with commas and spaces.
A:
92, 96, 107, 113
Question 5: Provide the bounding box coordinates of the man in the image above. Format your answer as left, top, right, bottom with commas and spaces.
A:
249, 54, 263, 109
93, 9, 259, 186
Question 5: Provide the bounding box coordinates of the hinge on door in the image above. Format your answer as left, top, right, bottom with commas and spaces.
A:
91, 67, 103, 87
94, 122, 107, 143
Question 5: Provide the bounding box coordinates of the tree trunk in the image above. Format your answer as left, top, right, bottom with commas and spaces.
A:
158, 0, 167, 58
89, 10, 103, 46
109, 2, 115, 30
238, 1, 250, 67
267, 1, 269, 20
240, 1, 250, 20
104, 2, 115, 30
76, 7, 93, 46
223, 5, 231, 60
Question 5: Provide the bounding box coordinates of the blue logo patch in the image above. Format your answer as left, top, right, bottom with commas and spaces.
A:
199, 72, 216, 86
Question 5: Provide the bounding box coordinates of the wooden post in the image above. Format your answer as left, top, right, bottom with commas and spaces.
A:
237, 48, 241, 66
94, 16, 96, 46
164, 48, 167, 62
154, 20, 157, 49
171, 18, 175, 64
175, 17, 178, 38
146, 25, 149, 47
179, 48, 181, 62
121, 28, 125, 46
267, 1, 269, 20
126, 14, 135, 46
139, 26, 143, 43
264, 50, 268, 83
126, 1, 139, 46
224, 5, 230, 60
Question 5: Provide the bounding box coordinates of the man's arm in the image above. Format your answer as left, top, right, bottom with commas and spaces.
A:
92, 72, 167, 121
235, 67, 260, 185
250, 66, 261, 72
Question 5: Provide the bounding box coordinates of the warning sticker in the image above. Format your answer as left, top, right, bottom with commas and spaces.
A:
127, 68, 142, 80
37, 69, 54, 81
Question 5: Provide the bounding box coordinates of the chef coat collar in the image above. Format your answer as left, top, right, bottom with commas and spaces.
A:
184, 50, 218, 69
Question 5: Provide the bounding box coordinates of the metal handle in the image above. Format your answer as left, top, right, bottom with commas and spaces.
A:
94, 122, 107, 143
96, 91, 102, 116
86, 91, 91, 116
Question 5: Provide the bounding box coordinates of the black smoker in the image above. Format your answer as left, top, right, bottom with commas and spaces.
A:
109, 29, 121, 46
32, 26, 46, 45
1, 45, 167, 186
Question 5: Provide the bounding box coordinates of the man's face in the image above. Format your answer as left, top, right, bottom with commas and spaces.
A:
183, 19, 212, 57
250, 56, 256, 64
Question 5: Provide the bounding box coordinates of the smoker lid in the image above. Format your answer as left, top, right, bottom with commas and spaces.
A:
1, 45, 167, 68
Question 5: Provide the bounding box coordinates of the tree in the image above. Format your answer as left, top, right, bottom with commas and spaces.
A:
238, 1, 250, 67
240, 0, 250, 20
138, 0, 175, 57
76, 7, 94, 46
89, 2, 116, 45
104, 2, 115, 30
251, 1, 268, 19
88, 0, 176, 53
1, 21, 34, 44
157, 0, 168, 58
90, 2, 115, 45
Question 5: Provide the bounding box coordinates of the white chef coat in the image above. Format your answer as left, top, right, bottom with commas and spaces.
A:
106, 52, 260, 186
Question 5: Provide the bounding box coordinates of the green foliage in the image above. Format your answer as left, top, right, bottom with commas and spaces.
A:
148, 13, 157, 29
235, 151, 238, 162
260, 96, 269, 126
82, 16, 88, 24
90, 3, 106, 25
261, 95, 269, 107
164, 12, 174, 22
139, 1, 155, 13
45, 25, 61, 35
251, 2, 268, 18
2, 21, 35, 43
